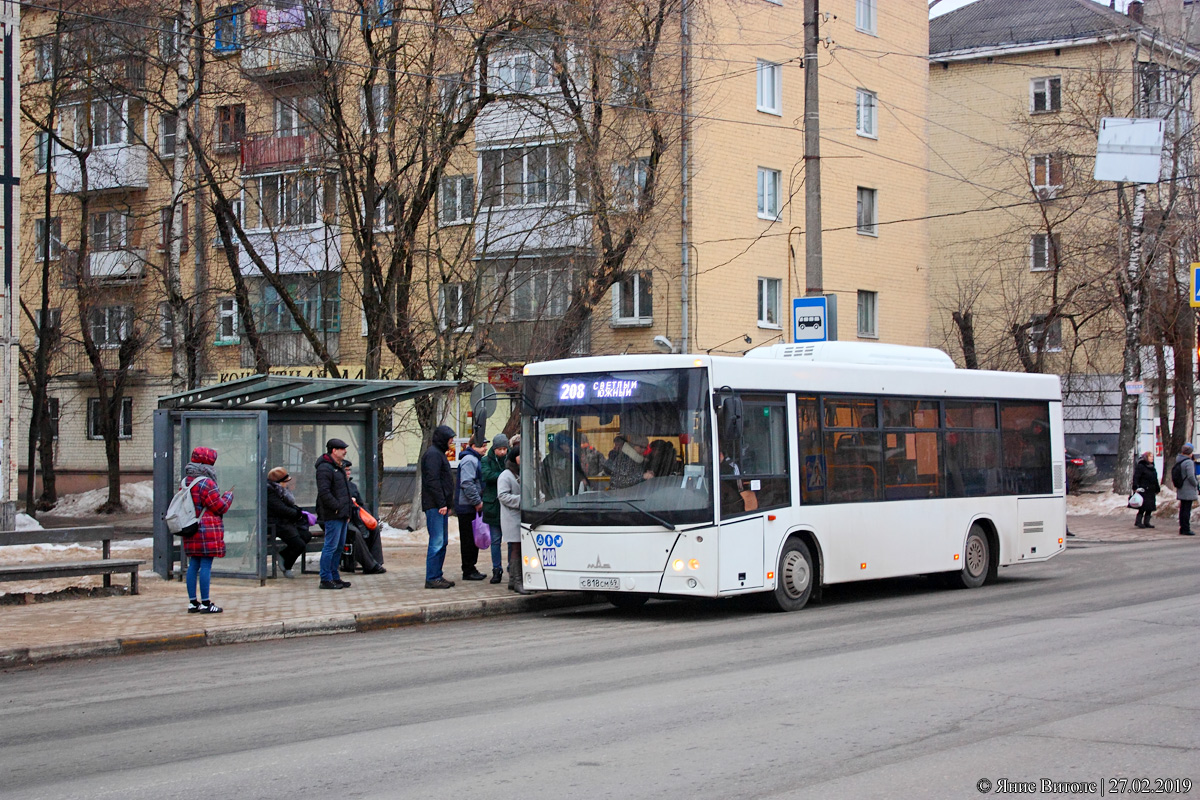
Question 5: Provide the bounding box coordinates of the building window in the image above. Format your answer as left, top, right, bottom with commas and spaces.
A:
35, 218, 62, 262
159, 204, 190, 252
275, 95, 323, 137
87, 396, 133, 440
35, 41, 56, 81
1031, 154, 1063, 194
613, 158, 649, 210
442, 0, 473, 16
1031, 77, 1061, 113
758, 167, 781, 220
214, 5, 242, 52
756, 60, 781, 115
216, 297, 239, 343
160, 15, 182, 61
1029, 314, 1062, 352
488, 44, 556, 94
216, 104, 246, 148
613, 49, 647, 104
857, 290, 878, 338
758, 277, 781, 328
439, 281, 475, 331
856, 89, 877, 138
252, 172, 328, 228
439, 175, 474, 225
504, 261, 570, 321
363, 0, 396, 29
158, 302, 174, 346
1030, 233, 1059, 272
47, 397, 61, 441
856, 0, 876, 34
437, 74, 474, 121
481, 145, 578, 208
88, 305, 133, 348
35, 130, 54, 173
84, 99, 134, 148
253, 275, 340, 334
363, 84, 391, 131
856, 187, 877, 235
160, 114, 178, 157
90, 211, 130, 252
35, 308, 61, 345
613, 271, 653, 325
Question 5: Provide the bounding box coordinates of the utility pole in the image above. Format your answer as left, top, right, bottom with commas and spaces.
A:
0, 0, 20, 532
802, 0, 822, 297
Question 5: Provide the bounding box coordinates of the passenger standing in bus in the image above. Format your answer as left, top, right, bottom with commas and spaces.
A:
1132, 451, 1159, 529
1175, 444, 1197, 536
498, 445, 530, 594
422, 425, 458, 588
542, 431, 588, 497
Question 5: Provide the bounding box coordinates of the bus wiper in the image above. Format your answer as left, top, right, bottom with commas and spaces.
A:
616, 500, 676, 531
531, 499, 676, 530
530, 507, 568, 531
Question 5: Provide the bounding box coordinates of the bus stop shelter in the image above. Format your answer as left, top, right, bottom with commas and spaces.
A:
152, 374, 457, 582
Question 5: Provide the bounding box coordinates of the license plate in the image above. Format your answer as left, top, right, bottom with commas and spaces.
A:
580, 577, 621, 590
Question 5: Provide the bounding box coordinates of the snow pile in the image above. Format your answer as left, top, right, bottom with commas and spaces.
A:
50, 481, 155, 516
15, 513, 44, 531
1068, 485, 1182, 517
378, 518, 460, 545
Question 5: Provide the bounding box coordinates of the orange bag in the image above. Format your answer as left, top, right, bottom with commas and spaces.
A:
354, 500, 378, 531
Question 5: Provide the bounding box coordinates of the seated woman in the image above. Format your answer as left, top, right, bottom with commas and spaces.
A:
343, 461, 385, 574
644, 439, 679, 478
266, 467, 314, 579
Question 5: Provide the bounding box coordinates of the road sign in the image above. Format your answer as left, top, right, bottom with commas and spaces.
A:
1125, 381, 1144, 395
793, 297, 828, 343
1191, 263, 1200, 307
1095, 118, 1164, 183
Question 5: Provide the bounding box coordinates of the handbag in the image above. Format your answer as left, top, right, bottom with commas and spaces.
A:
354, 500, 378, 531
472, 515, 492, 549
1128, 488, 1144, 509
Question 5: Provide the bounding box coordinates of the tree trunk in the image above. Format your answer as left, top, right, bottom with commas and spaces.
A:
1113, 186, 1147, 495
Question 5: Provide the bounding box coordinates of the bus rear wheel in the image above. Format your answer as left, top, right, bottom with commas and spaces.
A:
606, 593, 649, 610
762, 538, 813, 612
950, 524, 990, 589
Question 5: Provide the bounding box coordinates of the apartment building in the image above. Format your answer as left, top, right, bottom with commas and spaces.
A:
928, 0, 1199, 472
17, 0, 931, 493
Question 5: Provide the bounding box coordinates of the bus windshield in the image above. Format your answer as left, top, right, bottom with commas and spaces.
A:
523, 368, 714, 527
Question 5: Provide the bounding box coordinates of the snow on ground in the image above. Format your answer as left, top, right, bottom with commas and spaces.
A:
49, 480, 155, 516
15, 513, 44, 531
377, 519, 461, 545
1068, 485, 1182, 517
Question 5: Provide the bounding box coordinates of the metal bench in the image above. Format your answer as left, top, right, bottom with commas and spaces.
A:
0, 526, 147, 595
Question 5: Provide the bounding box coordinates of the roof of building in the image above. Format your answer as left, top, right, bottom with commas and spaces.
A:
930, 0, 1138, 57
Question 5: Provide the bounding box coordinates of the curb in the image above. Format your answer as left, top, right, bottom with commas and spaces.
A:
0, 592, 594, 668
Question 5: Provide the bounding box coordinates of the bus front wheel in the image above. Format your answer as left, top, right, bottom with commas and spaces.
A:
951, 524, 990, 589
763, 538, 813, 612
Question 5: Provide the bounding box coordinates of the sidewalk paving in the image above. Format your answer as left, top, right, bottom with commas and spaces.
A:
0, 509, 1190, 668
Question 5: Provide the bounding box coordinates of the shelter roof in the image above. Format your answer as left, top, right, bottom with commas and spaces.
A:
158, 374, 459, 411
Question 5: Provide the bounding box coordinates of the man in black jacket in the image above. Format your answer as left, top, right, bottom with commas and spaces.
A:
314, 438, 354, 590
422, 424, 457, 589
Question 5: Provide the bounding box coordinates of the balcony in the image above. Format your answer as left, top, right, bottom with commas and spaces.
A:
238, 226, 341, 275
241, 132, 327, 174
241, 26, 339, 80
54, 145, 148, 194
475, 205, 592, 253
88, 249, 146, 281
54, 340, 145, 377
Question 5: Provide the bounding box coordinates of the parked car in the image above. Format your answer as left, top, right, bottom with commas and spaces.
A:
1064, 447, 1098, 491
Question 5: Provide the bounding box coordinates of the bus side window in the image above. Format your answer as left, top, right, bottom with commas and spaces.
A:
721, 394, 789, 518
1000, 402, 1052, 494
797, 396, 824, 504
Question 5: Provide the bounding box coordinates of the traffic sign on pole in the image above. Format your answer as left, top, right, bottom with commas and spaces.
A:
1191, 263, 1200, 307
793, 297, 828, 343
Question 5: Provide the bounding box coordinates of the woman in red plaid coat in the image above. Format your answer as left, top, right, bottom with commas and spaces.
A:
183, 446, 233, 614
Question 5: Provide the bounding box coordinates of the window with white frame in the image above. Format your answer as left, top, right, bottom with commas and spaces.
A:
35, 130, 54, 172
1031, 154, 1063, 193
1031, 77, 1061, 113
363, 84, 391, 132
35, 307, 61, 345
756, 60, 781, 115
251, 172, 328, 228
439, 281, 474, 330
47, 396, 61, 441
440, 174, 474, 225
35, 218, 62, 261
856, 88, 877, 137
367, 188, 393, 230
856, 0, 876, 34
90, 210, 129, 251
160, 114, 178, 157
1029, 314, 1062, 352
160, 15, 182, 61
88, 396, 133, 440
81, 98, 135, 148
35, 41, 56, 81
507, 261, 570, 320
758, 167, 781, 219
481, 145, 576, 208
857, 290, 878, 337
758, 276, 781, 327
613, 157, 648, 209
88, 305, 132, 348
216, 297, 239, 343
613, 271, 652, 325
158, 301, 174, 346
613, 49, 647, 104
438, 74, 473, 121
488, 44, 556, 94
274, 95, 322, 137
1030, 233, 1059, 272
856, 187, 877, 235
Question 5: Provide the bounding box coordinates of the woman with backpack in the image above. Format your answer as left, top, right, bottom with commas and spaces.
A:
1132, 451, 1160, 529
183, 447, 233, 613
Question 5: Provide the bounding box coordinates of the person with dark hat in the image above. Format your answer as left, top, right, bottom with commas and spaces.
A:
314, 437, 354, 589
266, 466, 314, 578
182, 446, 233, 613
421, 425, 457, 589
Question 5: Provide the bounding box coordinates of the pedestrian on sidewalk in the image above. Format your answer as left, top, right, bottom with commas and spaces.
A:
1132, 451, 1160, 529
422, 425, 457, 589
498, 445, 530, 594
344, 460, 385, 574
455, 435, 490, 581
1174, 443, 1197, 536
266, 467, 314, 578
480, 434, 509, 584
315, 438, 354, 590
183, 447, 233, 614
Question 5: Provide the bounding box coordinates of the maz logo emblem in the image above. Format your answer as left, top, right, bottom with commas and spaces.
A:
587, 555, 611, 570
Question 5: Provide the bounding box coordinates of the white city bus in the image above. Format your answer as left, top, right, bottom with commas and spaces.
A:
518, 341, 1066, 611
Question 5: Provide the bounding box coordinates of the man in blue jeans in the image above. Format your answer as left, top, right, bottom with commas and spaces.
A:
314, 438, 354, 590
421, 424, 458, 588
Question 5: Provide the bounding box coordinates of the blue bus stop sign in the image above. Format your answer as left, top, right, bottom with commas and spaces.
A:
793, 297, 828, 343
1191, 263, 1200, 308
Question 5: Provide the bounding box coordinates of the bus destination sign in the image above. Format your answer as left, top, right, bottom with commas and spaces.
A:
558, 379, 640, 402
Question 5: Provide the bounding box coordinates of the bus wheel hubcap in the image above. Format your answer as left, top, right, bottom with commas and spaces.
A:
782, 551, 810, 599
966, 536, 986, 576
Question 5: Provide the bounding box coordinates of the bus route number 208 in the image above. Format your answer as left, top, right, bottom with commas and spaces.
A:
540, 547, 557, 567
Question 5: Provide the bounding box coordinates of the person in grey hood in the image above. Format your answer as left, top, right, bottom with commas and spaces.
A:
421, 424, 457, 588
455, 435, 490, 581
1175, 443, 1197, 536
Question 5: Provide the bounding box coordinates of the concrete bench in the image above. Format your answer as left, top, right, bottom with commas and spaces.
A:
0, 526, 146, 595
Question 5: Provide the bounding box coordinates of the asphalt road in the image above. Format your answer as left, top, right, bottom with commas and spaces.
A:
1, 539, 1197, 800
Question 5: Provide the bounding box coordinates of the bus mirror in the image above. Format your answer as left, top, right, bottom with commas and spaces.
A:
719, 395, 743, 443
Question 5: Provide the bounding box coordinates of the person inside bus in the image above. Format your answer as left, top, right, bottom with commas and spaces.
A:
719, 447, 756, 514
605, 432, 649, 489
541, 431, 589, 498
645, 439, 679, 478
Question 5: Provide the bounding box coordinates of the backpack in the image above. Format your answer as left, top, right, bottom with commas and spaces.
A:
1172, 459, 1185, 488
164, 477, 201, 537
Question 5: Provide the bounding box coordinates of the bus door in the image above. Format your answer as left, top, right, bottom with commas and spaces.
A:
719, 516, 764, 591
